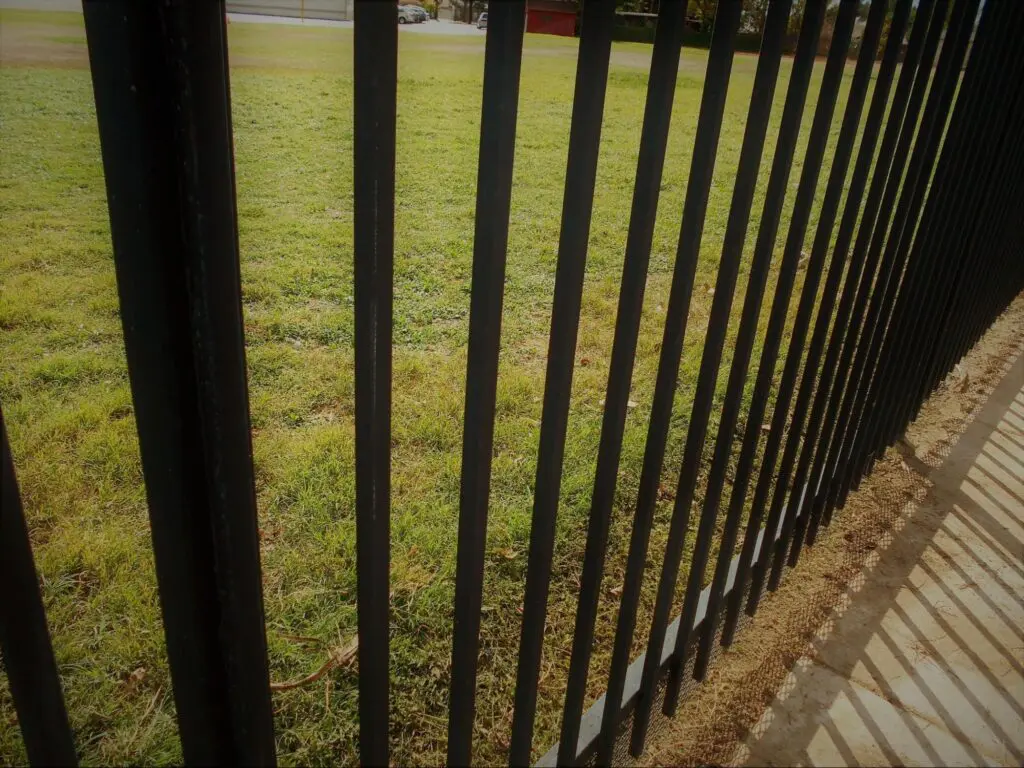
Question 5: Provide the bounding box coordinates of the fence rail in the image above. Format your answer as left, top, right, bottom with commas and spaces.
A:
3, 0, 1023, 765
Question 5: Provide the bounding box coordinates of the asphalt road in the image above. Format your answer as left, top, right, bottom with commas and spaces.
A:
227, 14, 486, 35
0, 0, 487, 36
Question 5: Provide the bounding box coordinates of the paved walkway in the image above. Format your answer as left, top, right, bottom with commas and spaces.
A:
742, 353, 1024, 767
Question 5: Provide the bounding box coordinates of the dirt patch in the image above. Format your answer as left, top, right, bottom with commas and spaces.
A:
0, 19, 89, 68
636, 293, 1024, 767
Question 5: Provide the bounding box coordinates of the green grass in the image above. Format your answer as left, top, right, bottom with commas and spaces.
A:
0, 10, 874, 765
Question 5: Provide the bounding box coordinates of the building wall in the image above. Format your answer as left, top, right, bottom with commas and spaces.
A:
226, 0, 354, 22
526, 9, 576, 37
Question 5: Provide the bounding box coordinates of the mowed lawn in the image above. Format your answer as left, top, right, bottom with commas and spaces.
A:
0, 9, 868, 765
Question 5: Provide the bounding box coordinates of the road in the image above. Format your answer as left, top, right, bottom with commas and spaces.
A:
228, 14, 485, 35
0, 0, 487, 36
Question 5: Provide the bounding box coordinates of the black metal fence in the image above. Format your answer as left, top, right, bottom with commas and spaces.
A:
2, 0, 1023, 765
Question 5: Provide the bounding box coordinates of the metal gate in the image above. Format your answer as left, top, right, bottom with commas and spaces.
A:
3, 0, 1023, 765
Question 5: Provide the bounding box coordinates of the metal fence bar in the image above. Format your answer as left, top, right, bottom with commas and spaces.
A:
823, 3, 1001, 505
823, 0, 983, 536
786, 0, 979, 571
909, 81, 1024, 425
670, 0, 860, 699
352, 1, 397, 764
447, 2, 526, 764
696, 0, 897, 676
947, 158, 1024, 367
746, 0, 951, 612
932, 111, 1024, 387
7, 0, 1023, 764
536, 509, 781, 767
593, 0, 750, 760
947, 195, 1023, 368
509, 1, 615, 763
601, 0, 796, 755
860, 4, 1024, 479
939, 169, 1023, 372
897, 126, 1022, 433
1, 410, 77, 766
81, 1, 276, 763
629, 0, 828, 754
557, 1, 687, 762
837, 1, 1021, 512
730, 0, 932, 634
722, 0, 922, 645
795, 0, 981, 561
835, 21, 1024, 486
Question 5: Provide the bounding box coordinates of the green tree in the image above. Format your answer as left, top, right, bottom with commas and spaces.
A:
740, 0, 770, 33
688, 0, 717, 30
620, 0, 659, 13
788, 0, 806, 36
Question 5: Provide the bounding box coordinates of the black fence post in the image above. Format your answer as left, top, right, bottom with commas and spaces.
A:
82, 2, 276, 763
447, 3, 526, 764
509, 1, 615, 764
353, 2, 397, 765
839, 0, 1022, 511
630, 0, 831, 753
723, 0, 923, 645
597, 0, 787, 761
747, 0, 950, 613
7, 0, 1022, 763
797, 0, 982, 560
0, 409, 77, 765
557, 1, 687, 762
707, 0, 909, 663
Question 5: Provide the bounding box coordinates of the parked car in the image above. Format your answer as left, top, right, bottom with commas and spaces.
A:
398, 5, 423, 24
477, 11, 487, 29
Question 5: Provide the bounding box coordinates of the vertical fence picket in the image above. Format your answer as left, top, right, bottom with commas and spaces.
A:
792, 0, 982, 570
629, 0, 829, 753
667, 0, 860, 729
772, 0, 960, 575
706, 0, 910, 661
556, 1, 688, 762
730, 0, 936, 633
689, 0, 882, 683
81, 2, 276, 763
509, 1, 615, 765
835, 0, 1019, 504
448, 3, 527, 764
353, 2, 397, 765
835, 0, 1020, 519
921, 41, 1024, 403
593, 0, 788, 762
0, 410, 77, 766
746, 0, 951, 615
6, 0, 1023, 763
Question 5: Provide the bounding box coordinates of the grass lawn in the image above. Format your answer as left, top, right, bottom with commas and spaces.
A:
0, 9, 872, 765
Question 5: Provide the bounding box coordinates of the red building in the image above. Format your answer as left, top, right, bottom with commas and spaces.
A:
525, 0, 578, 37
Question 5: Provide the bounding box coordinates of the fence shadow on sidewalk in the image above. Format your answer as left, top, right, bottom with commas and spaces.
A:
736, 350, 1024, 767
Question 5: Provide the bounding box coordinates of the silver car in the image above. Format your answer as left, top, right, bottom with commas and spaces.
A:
398, 5, 423, 24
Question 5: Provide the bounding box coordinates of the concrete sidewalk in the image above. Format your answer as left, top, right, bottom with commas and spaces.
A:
740, 353, 1024, 767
